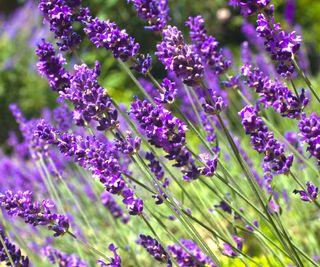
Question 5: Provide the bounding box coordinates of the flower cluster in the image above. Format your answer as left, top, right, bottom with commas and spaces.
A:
128, 0, 169, 31
293, 181, 318, 202
114, 132, 141, 155
168, 239, 216, 267
241, 64, 308, 119
60, 61, 119, 131
230, 0, 301, 77
154, 78, 178, 104
0, 190, 69, 237
130, 98, 200, 180
256, 11, 301, 77
35, 121, 143, 215
36, 40, 70, 92
0, 227, 30, 266
298, 113, 320, 165
186, 15, 231, 75
156, 26, 204, 86
138, 234, 172, 266
42, 246, 87, 266
84, 17, 139, 62
200, 88, 225, 115
239, 105, 294, 186
38, 0, 85, 51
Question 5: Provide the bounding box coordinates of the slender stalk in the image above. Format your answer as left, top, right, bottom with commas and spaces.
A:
0, 233, 15, 267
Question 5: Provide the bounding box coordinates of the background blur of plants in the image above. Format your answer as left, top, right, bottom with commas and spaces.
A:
1, 0, 320, 146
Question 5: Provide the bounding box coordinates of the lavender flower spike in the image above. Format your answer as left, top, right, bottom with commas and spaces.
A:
84, 17, 140, 62
128, 0, 169, 31
156, 26, 204, 86
0, 190, 69, 237
293, 181, 318, 202
298, 112, 320, 165
138, 234, 172, 266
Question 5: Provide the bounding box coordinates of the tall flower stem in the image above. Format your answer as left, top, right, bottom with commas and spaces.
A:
0, 233, 15, 267
292, 57, 320, 104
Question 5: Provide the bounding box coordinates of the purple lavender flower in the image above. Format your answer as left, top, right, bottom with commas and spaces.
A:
0, 227, 30, 266
114, 132, 141, 155
256, 12, 301, 77
128, 0, 169, 31
138, 234, 172, 265
35, 120, 143, 215
168, 239, 216, 267
155, 78, 178, 104
36, 40, 70, 92
156, 26, 204, 86
60, 61, 119, 131
38, 0, 83, 51
130, 98, 200, 180
98, 244, 121, 267
293, 181, 318, 202
284, 0, 296, 26
101, 191, 129, 223
241, 64, 308, 119
42, 245, 87, 266
0, 190, 69, 237
298, 113, 320, 165
228, 0, 270, 17
84, 17, 140, 62
200, 89, 225, 115
131, 54, 152, 74
239, 105, 294, 180
186, 16, 231, 75
222, 235, 244, 258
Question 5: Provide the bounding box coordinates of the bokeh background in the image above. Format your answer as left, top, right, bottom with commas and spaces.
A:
1, 0, 320, 146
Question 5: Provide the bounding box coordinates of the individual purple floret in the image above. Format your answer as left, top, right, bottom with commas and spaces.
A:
128, 0, 169, 31
131, 53, 153, 74
60, 61, 119, 131
239, 105, 294, 182
168, 239, 216, 267
84, 17, 140, 62
241, 64, 308, 119
114, 132, 141, 155
98, 244, 122, 267
0, 190, 69, 237
156, 26, 204, 86
0, 227, 30, 266
222, 235, 244, 258
101, 192, 129, 223
42, 245, 88, 266
36, 39, 70, 92
186, 15, 231, 75
200, 89, 225, 115
228, 0, 270, 17
38, 0, 83, 51
298, 112, 320, 165
154, 78, 178, 104
138, 234, 172, 266
293, 181, 318, 202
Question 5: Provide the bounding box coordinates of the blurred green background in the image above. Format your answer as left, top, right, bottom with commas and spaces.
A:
1, 0, 320, 146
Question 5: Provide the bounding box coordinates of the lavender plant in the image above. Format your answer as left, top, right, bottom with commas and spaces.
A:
1, 0, 320, 266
